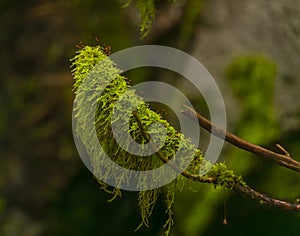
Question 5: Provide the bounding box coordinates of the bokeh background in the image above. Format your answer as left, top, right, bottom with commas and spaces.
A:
1, 0, 300, 235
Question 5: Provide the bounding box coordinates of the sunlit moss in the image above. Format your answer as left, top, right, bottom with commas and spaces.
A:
71, 45, 246, 235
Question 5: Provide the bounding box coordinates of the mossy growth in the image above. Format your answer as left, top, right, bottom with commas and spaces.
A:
120, 0, 156, 38
121, 0, 177, 38
208, 163, 246, 189
71, 45, 246, 235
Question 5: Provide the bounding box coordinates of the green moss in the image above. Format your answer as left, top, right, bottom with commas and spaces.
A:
120, 0, 156, 38
71, 45, 247, 235
135, 0, 156, 38
71, 45, 205, 235
121, 0, 178, 38
207, 163, 246, 189
259, 200, 264, 205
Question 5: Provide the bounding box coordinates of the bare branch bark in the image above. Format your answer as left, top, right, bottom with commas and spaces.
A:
233, 184, 300, 211
181, 105, 300, 173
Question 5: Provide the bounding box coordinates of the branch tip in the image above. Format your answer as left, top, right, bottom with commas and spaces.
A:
276, 144, 291, 157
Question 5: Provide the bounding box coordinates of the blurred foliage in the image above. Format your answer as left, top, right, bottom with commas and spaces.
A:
225, 55, 278, 173
178, 0, 203, 47
226, 55, 278, 143
172, 55, 300, 236
127, 0, 156, 38
46, 167, 165, 236
122, 0, 179, 38
202, 55, 300, 235
0, 0, 133, 235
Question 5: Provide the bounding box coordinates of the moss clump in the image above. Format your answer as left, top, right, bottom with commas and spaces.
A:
207, 163, 246, 189
71, 45, 205, 235
71, 45, 247, 235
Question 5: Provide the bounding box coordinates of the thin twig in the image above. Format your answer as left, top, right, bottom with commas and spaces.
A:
181, 105, 300, 173
276, 144, 291, 157
132, 110, 300, 212
233, 185, 300, 211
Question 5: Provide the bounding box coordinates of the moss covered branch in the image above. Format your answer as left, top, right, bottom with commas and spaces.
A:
71, 45, 300, 236
134, 108, 300, 211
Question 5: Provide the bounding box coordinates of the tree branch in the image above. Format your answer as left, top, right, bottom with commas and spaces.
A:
233, 184, 300, 211
132, 110, 215, 184
181, 104, 300, 173
132, 110, 300, 212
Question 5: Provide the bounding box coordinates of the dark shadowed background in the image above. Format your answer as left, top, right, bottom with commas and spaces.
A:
1, 0, 300, 235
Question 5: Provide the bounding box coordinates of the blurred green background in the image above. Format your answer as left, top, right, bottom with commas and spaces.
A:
1, 0, 300, 235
